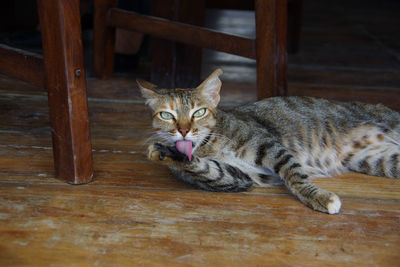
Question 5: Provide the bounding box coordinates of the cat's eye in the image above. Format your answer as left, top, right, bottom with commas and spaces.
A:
193, 108, 206, 118
159, 112, 174, 120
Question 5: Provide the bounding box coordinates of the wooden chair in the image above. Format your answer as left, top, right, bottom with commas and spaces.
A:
0, 0, 93, 184
93, 0, 288, 99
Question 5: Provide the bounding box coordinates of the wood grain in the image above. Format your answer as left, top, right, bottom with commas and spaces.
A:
0, 44, 44, 88
107, 8, 256, 59
0, 183, 399, 266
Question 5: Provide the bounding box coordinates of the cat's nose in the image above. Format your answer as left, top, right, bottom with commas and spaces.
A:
178, 128, 190, 137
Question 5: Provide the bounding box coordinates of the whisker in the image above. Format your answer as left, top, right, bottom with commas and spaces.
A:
142, 130, 175, 147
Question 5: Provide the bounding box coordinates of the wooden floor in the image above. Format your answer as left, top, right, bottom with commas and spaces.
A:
1, 0, 400, 266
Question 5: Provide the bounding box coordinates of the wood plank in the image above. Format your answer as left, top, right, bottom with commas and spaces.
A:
107, 8, 256, 59
289, 82, 400, 111
0, 183, 398, 266
288, 67, 400, 90
292, 1, 400, 72
0, 92, 150, 137
0, 44, 44, 88
37, 0, 93, 184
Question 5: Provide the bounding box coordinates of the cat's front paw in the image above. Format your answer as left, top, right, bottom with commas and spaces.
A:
310, 190, 342, 214
326, 194, 341, 214
148, 143, 187, 163
148, 143, 170, 162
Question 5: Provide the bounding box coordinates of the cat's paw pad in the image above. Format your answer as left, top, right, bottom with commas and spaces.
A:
148, 143, 186, 163
148, 143, 169, 162
326, 194, 341, 214
148, 145, 159, 161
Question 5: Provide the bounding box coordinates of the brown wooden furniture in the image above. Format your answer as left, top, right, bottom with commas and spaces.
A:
0, 0, 93, 184
94, 0, 288, 99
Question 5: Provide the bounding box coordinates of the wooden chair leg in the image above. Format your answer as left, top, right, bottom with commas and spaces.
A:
151, 0, 205, 88
255, 0, 288, 99
93, 0, 117, 79
37, 0, 93, 184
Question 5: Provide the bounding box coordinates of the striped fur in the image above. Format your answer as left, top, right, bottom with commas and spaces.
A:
139, 69, 400, 214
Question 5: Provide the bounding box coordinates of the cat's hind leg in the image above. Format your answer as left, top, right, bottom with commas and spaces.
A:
341, 126, 400, 178
256, 143, 341, 214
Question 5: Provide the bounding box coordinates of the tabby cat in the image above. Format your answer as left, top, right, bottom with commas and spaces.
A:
138, 69, 400, 214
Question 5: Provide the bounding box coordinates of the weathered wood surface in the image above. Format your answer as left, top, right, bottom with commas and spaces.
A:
0, 44, 44, 88
0, 183, 399, 266
0, 74, 399, 266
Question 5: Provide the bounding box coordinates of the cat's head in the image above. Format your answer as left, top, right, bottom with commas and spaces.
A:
138, 68, 223, 151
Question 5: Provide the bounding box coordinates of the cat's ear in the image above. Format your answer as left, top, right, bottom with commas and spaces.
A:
137, 79, 159, 107
196, 68, 223, 106
137, 79, 158, 98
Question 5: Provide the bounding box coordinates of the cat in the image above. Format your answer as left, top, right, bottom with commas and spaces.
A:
138, 68, 400, 214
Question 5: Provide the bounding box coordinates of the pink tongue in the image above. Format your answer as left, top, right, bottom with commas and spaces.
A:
176, 140, 193, 161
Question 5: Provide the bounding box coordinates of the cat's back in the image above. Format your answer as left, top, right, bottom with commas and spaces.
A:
234, 96, 399, 126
